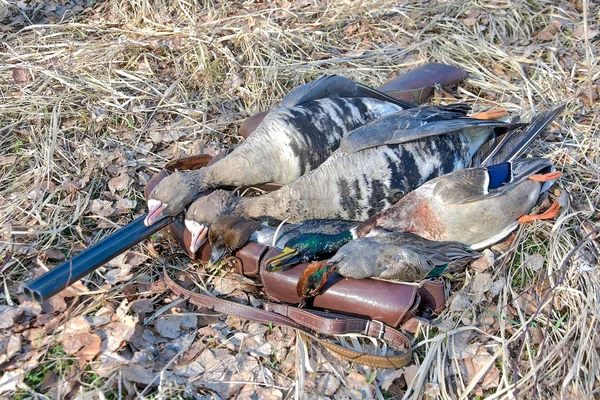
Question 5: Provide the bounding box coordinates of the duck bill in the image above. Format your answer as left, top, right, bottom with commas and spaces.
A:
208, 247, 227, 268
265, 247, 299, 272
185, 219, 208, 255
144, 200, 167, 226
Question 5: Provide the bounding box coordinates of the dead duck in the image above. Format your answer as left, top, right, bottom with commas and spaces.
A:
184, 103, 519, 249
201, 215, 358, 267
264, 104, 565, 269
144, 75, 414, 226
296, 231, 481, 298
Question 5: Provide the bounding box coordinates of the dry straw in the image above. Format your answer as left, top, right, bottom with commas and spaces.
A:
1, 0, 598, 398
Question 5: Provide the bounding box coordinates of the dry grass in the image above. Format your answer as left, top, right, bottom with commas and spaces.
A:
1, 0, 599, 398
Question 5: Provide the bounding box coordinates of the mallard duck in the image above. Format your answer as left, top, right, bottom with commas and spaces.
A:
184, 103, 518, 250
144, 75, 413, 226
202, 215, 357, 266
265, 104, 565, 269
296, 231, 481, 298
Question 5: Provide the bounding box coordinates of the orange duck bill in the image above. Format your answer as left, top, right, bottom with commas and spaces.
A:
185, 219, 209, 255
296, 261, 337, 298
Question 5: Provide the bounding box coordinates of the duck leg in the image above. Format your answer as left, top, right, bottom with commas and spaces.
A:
527, 171, 563, 182
470, 109, 508, 120
518, 200, 561, 223
517, 171, 563, 223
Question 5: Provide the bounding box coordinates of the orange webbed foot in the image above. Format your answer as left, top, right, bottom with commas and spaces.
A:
518, 200, 561, 223
528, 171, 563, 182
471, 109, 509, 120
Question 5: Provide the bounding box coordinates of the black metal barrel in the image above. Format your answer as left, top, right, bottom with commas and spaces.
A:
23, 214, 174, 303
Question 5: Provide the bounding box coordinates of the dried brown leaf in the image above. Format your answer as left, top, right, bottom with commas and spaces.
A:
537, 29, 555, 41
522, 253, 545, 271
0, 334, 22, 364
96, 317, 137, 353
463, 17, 477, 27
378, 368, 404, 391
108, 174, 131, 193
0, 155, 17, 166
573, 25, 599, 40
122, 364, 156, 385
0, 306, 23, 329
12, 67, 31, 83
0, 369, 25, 394
314, 373, 340, 396
90, 199, 114, 217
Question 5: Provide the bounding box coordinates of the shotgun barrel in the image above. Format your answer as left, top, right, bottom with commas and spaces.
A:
23, 214, 174, 303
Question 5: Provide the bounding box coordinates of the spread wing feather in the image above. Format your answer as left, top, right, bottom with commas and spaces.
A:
340, 104, 511, 154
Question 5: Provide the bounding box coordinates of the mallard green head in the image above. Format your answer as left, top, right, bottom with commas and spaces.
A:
265, 231, 352, 271
296, 261, 338, 298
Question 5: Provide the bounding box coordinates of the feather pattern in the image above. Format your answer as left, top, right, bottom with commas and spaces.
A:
147, 76, 408, 220
238, 131, 474, 223
330, 232, 480, 281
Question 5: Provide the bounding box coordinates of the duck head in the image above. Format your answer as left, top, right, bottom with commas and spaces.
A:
207, 215, 261, 267
266, 231, 353, 271
145, 172, 198, 226
296, 261, 338, 298
184, 190, 238, 255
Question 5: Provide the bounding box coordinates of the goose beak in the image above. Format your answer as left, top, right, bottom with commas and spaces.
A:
185, 219, 208, 255
265, 247, 299, 272
208, 247, 227, 267
145, 199, 167, 226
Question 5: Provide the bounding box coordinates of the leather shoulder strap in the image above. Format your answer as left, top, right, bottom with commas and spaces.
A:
164, 267, 413, 368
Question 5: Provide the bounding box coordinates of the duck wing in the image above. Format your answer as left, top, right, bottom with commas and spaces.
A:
280, 75, 414, 109
478, 104, 565, 165
340, 103, 512, 154
431, 158, 553, 204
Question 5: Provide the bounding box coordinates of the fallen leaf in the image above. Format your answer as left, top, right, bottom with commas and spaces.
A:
0, 335, 22, 364
105, 264, 133, 285
470, 273, 492, 304
131, 348, 159, 367
378, 369, 404, 391
449, 292, 472, 312
131, 298, 154, 313
108, 174, 131, 193
0, 155, 17, 166
122, 364, 157, 385
13, 67, 31, 83
0, 369, 25, 394
253, 388, 283, 399
537, 29, 555, 41
573, 25, 599, 40
345, 372, 373, 398
522, 253, 544, 271
470, 249, 495, 272
90, 199, 114, 217
96, 316, 137, 353
0, 306, 23, 329
314, 373, 340, 396
463, 17, 477, 27
172, 361, 205, 377
114, 196, 135, 209
40, 248, 66, 261
38, 370, 58, 392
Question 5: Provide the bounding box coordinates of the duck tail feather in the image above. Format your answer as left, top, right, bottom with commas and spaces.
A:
481, 103, 565, 166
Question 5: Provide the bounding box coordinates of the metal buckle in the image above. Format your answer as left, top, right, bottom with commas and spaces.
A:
365, 319, 385, 339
